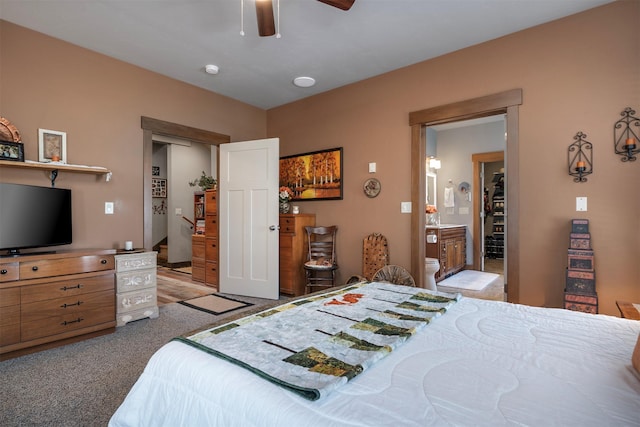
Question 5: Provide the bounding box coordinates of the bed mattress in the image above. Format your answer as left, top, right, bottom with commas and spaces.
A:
109, 296, 640, 426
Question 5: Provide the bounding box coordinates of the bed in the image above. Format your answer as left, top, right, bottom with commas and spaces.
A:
109, 282, 640, 426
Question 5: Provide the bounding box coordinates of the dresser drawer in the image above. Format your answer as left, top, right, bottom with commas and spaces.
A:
0, 322, 20, 346
205, 261, 218, 286
205, 215, 218, 235
21, 305, 115, 342
279, 216, 296, 234
192, 238, 205, 259
0, 287, 20, 307
205, 191, 217, 210
0, 304, 20, 327
21, 272, 114, 304
117, 287, 157, 314
205, 237, 219, 260
0, 262, 19, 283
20, 255, 114, 280
192, 258, 205, 283
114, 252, 156, 272
21, 289, 114, 323
116, 268, 156, 293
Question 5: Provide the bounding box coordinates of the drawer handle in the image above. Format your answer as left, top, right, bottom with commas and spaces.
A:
210, 243, 217, 248
0, 269, 6, 275
32, 266, 39, 271
61, 301, 83, 308
60, 284, 83, 291
101, 259, 108, 264
61, 317, 84, 326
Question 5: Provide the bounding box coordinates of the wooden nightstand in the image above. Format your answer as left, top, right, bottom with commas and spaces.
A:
616, 301, 640, 320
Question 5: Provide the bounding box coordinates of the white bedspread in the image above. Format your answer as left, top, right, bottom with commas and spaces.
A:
109, 297, 640, 427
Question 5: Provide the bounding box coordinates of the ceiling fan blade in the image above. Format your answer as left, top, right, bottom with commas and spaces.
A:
255, 0, 276, 37
317, 0, 355, 11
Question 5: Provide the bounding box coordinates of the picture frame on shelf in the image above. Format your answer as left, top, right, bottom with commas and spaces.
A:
0, 140, 25, 162
38, 128, 67, 163
279, 147, 343, 201
152, 178, 167, 198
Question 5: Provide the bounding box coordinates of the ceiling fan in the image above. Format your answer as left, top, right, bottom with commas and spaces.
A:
255, 0, 355, 37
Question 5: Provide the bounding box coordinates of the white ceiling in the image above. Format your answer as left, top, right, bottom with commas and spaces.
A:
0, 0, 612, 110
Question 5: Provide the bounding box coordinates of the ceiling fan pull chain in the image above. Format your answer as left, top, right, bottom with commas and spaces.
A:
240, 0, 245, 36
276, 0, 281, 38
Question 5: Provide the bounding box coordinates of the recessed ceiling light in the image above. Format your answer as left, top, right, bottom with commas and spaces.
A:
205, 64, 219, 75
293, 76, 315, 88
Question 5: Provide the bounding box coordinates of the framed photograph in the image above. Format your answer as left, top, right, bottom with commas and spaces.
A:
38, 128, 67, 163
152, 178, 167, 198
152, 166, 160, 176
279, 147, 343, 201
0, 140, 25, 162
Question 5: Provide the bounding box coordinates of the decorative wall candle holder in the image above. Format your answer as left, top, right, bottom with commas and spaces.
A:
568, 132, 593, 183
613, 107, 639, 162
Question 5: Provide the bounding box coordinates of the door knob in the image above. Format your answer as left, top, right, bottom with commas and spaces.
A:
269, 225, 280, 231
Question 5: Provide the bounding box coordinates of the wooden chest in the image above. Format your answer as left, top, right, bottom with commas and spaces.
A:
564, 292, 598, 314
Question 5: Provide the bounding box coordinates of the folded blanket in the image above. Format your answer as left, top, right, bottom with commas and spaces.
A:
175, 282, 460, 400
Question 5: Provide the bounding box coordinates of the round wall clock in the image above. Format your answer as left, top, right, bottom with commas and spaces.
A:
363, 178, 381, 198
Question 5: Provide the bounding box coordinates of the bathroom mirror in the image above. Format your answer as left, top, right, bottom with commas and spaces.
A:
426, 172, 437, 206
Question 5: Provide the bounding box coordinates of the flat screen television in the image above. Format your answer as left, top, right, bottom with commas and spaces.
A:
0, 183, 72, 256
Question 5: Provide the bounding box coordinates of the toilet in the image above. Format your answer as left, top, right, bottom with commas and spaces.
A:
424, 258, 440, 291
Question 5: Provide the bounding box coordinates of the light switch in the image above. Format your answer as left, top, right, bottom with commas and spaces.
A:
576, 197, 587, 211
368, 162, 376, 173
175, 207, 182, 215
401, 202, 412, 213
105, 202, 114, 215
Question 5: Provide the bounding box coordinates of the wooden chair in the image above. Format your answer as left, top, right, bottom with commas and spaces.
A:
304, 226, 338, 293
372, 265, 415, 287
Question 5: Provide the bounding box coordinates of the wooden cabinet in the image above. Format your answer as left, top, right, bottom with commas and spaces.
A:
114, 251, 158, 327
279, 214, 315, 296
425, 226, 466, 282
0, 249, 116, 360
191, 234, 206, 283
191, 189, 218, 287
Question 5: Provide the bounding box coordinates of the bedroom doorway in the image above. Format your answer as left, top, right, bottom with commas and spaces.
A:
409, 89, 522, 302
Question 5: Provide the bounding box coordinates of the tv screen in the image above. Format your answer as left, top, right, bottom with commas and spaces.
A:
0, 183, 72, 255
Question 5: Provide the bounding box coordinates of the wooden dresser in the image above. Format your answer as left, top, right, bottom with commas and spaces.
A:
279, 213, 315, 296
0, 249, 116, 360
425, 226, 466, 282
191, 189, 218, 288
114, 250, 158, 326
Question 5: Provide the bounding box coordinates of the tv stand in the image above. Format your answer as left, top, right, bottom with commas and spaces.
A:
0, 249, 116, 360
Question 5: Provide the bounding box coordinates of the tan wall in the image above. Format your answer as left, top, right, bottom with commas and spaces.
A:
1, 2, 638, 316
0, 20, 267, 253
268, 1, 640, 315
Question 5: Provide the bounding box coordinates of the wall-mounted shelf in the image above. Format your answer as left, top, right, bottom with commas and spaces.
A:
0, 159, 112, 186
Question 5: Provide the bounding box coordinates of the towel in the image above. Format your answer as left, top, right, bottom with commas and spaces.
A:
444, 187, 455, 208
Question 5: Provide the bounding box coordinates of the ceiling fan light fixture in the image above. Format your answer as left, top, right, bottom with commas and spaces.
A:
255, 0, 276, 37
204, 64, 219, 75
293, 76, 316, 88
317, 0, 355, 11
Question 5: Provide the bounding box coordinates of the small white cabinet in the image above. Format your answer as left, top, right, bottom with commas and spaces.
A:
114, 251, 158, 326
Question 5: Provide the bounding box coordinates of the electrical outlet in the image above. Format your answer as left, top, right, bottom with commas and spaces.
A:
105, 202, 114, 215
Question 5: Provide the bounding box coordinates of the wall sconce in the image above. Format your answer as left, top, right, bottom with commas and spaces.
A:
568, 131, 593, 183
614, 107, 639, 162
428, 157, 441, 169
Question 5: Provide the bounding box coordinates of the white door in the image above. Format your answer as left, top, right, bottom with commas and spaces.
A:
219, 138, 280, 299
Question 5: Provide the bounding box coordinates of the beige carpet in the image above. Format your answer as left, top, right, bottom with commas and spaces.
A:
178, 294, 253, 315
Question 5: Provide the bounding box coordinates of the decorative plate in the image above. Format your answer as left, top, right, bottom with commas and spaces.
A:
363, 178, 381, 198
0, 117, 22, 142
